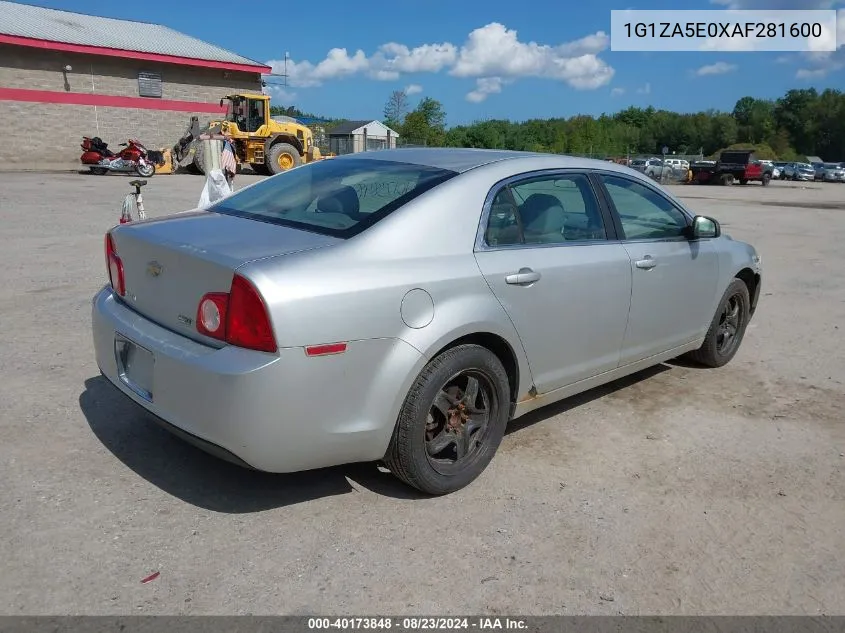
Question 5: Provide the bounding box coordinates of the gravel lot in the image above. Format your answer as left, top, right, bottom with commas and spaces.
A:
1, 171, 843, 616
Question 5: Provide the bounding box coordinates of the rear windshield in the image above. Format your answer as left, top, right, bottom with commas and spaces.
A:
210, 158, 458, 238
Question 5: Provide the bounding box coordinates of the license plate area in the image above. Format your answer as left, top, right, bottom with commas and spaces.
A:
114, 334, 154, 402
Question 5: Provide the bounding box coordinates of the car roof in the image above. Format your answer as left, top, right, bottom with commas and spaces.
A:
332, 147, 633, 174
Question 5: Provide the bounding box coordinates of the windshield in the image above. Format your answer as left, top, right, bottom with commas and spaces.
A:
798, 163, 812, 169
210, 158, 459, 238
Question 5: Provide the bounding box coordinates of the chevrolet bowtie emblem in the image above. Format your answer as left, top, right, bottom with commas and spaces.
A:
146, 261, 163, 277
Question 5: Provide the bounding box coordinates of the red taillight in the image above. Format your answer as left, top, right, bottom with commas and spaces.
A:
197, 274, 277, 353
105, 233, 125, 296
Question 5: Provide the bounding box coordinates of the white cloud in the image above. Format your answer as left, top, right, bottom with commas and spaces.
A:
376, 42, 458, 74
266, 22, 614, 99
637, 82, 651, 94
795, 8, 845, 78
796, 68, 830, 79
450, 23, 613, 89
695, 61, 738, 76
405, 83, 423, 95
371, 69, 400, 81
611, 87, 625, 96
265, 85, 297, 102
466, 77, 504, 102
268, 48, 369, 87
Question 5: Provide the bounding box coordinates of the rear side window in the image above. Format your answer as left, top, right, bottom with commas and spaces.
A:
485, 173, 607, 246
210, 158, 458, 238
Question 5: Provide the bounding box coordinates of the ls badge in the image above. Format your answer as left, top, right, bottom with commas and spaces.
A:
146, 261, 163, 277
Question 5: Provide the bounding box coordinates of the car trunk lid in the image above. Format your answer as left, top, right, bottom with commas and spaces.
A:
109, 211, 339, 344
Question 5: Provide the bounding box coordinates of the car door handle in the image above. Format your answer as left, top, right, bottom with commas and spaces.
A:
505, 268, 541, 285
635, 256, 657, 270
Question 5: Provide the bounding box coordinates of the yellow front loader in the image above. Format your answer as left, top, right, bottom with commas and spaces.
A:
173, 93, 329, 175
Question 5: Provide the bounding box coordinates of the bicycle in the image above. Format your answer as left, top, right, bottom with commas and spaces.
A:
120, 179, 147, 224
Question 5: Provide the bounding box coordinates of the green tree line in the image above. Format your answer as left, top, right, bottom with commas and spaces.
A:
276, 87, 845, 161
449, 88, 845, 160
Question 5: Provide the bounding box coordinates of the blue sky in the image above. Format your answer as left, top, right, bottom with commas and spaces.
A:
22, 0, 845, 124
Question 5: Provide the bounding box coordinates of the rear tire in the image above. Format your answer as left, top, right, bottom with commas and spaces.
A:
686, 279, 751, 368
384, 344, 511, 495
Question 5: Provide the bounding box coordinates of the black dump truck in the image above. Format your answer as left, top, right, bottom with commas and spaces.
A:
689, 150, 773, 186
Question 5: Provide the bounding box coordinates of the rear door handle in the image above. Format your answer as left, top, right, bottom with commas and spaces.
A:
505, 268, 541, 285
635, 255, 657, 270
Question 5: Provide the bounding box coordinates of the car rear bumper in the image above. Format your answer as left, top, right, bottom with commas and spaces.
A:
91, 286, 425, 472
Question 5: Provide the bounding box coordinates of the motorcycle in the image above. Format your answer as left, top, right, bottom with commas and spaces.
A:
80, 137, 162, 177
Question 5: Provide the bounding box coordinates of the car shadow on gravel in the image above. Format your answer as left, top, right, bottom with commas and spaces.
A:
505, 364, 671, 435
81, 365, 676, 510
79, 376, 427, 513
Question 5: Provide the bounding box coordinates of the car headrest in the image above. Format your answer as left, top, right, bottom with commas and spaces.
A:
316, 185, 360, 217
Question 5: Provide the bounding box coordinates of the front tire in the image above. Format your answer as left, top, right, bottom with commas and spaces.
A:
266, 142, 302, 175
136, 161, 155, 178
384, 344, 511, 495
687, 279, 751, 368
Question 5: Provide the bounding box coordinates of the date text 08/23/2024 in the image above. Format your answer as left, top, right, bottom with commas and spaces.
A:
307, 617, 528, 630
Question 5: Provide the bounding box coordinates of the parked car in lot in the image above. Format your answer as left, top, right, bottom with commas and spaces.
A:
645, 158, 689, 181
812, 162, 827, 181
783, 162, 815, 181
773, 161, 789, 179
629, 158, 648, 173
92, 148, 762, 494
823, 162, 845, 182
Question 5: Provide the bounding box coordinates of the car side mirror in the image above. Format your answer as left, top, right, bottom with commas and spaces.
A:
688, 215, 720, 239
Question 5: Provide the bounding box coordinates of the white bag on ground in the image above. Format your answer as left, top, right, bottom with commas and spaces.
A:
197, 168, 232, 209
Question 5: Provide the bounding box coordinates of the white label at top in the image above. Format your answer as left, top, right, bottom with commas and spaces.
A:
610, 10, 838, 52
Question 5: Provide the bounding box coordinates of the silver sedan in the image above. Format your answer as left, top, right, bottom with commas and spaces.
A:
91, 148, 763, 495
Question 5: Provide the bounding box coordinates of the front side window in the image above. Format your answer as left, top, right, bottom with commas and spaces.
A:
210, 158, 458, 238
484, 173, 607, 246
599, 174, 689, 240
